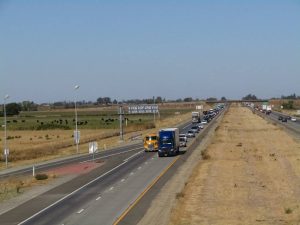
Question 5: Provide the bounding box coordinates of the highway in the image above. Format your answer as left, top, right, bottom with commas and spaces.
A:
254, 109, 300, 134
0, 118, 203, 225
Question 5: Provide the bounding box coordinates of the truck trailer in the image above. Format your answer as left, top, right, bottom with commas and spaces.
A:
158, 128, 180, 157
192, 111, 201, 123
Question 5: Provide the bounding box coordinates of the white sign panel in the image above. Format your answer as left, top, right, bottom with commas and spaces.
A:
74, 130, 80, 144
4, 149, 9, 156
196, 105, 203, 110
128, 105, 159, 114
297, 110, 300, 115
89, 142, 98, 154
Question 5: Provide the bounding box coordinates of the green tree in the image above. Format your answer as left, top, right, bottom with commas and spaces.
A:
6, 103, 22, 116
242, 94, 258, 100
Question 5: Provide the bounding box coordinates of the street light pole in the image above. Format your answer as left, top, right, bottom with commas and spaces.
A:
3, 94, 9, 168
74, 85, 80, 154
153, 96, 156, 124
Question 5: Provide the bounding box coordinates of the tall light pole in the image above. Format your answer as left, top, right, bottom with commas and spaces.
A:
74, 85, 80, 153
3, 94, 9, 168
119, 105, 124, 141
153, 96, 156, 124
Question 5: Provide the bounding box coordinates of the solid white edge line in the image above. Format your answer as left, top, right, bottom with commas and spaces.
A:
17, 160, 128, 225
182, 123, 191, 130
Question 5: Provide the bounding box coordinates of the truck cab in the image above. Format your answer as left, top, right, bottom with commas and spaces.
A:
158, 128, 179, 157
143, 133, 159, 152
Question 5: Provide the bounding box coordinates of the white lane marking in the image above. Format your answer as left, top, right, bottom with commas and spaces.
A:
151, 157, 155, 160
96, 196, 102, 201
145, 162, 148, 165
81, 147, 143, 163
121, 179, 126, 182
182, 123, 192, 130
17, 160, 128, 225
138, 167, 142, 170
130, 172, 134, 176
109, 187, 114, 191
77, 209, 84, 214
123, 150, 144, 162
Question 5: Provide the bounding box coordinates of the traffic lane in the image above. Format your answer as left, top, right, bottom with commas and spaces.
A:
0, 142, 143, 179
251, 109, 300, 134
268, 112, 300, 130
0, 147, 146, 225
271, 111, 300, 125
59, 154, 177, 225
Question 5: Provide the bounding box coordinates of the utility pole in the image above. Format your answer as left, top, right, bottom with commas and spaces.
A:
119, 105, 124, 141
74, 85, 80, 153
3, 94, 9, 168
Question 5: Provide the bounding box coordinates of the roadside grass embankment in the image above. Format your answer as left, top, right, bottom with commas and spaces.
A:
169, 104, 300, 225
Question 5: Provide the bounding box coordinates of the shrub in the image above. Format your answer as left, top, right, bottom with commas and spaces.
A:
285, 208, 293, 214
176, 192, 185, 199
201, 149, 211, 160
35, 174, 48, 180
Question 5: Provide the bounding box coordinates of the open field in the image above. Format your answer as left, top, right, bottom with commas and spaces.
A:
169, 104, 300, 225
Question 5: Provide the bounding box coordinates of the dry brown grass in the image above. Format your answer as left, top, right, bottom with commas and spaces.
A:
0, 174, 56, 202
170, 105, 300, 225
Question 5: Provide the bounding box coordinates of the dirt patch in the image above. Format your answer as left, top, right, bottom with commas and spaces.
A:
47, 161, 103, 176
169, 105, 300, 225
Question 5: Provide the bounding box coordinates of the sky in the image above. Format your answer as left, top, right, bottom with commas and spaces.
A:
0, 0, 299, 103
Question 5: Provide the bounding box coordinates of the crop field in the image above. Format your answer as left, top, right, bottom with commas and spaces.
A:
0, 104, 200, 168
3, 107, 192, 131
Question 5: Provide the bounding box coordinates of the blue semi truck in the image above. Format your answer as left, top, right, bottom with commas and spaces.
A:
158, 128, 180, 157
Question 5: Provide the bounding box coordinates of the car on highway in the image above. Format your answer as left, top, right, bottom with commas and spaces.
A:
278, 116, 283, 120
291, 117, 297, 122
201, 119, 208, 124
187, 130, 196, 138
179, 137, 187, 147
179, 133, 188, 142
281, 117, 288, 122
197, 124, 204, 129
191, 126, 200, 133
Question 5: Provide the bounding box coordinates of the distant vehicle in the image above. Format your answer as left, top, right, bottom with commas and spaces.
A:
179, 137, 187, 147
158, 128, 180, 157
187, 130, 196, 138
197, 124, 204, 129
143, 133, 158, 152
192, 112, 201, 123
191, 126, 200, 133
287, 116, 292, 120
291, 117, 297, 122
179, 133, 188, 142
278, 116, 283, 120
201, 120, 208, 124
282, 117, 288, 122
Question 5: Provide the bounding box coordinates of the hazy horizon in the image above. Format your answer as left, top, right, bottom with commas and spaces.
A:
1, 1, 299, 103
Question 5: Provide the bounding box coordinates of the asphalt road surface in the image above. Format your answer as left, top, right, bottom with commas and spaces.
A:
0, 117, 203, 225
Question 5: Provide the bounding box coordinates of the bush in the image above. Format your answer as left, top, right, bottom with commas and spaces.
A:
35, 174, 48, 180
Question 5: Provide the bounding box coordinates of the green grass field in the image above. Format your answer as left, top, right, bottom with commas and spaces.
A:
2, 108, 192, 131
